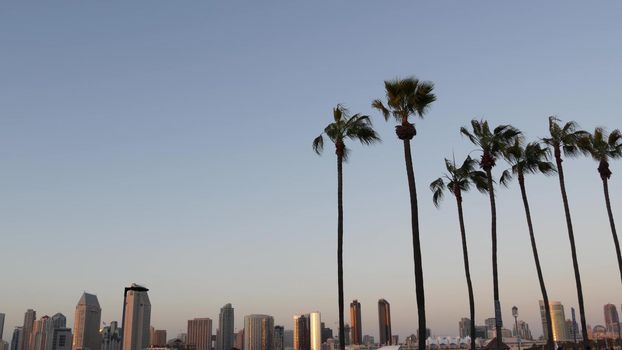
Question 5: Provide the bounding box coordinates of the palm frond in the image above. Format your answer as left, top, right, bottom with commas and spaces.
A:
312, 135, 324, 155
371, 100, 390, 121
499, 169, 513, 187
429, 177, 446, 208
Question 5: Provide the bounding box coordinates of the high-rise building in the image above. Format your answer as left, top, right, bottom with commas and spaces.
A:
309, 313, 320, 350
151, 330, 166, 347
244, 315, 274, 350
484, 318, 495, 331
341, 325, 350, 346
11, 328, 23, 350
101, 322, 121, 350
31, 315, 51, 350
513, 320, 532, 341
1, 313, 5, 341
349, 301, 362, 345
604, 304, 620, 337
187, 319, 212, 350
217, 304, 234, 350
274, 326, 284, 350
378, 300, 391, 345
320, 324, 332, 344
73, 293, 102, 350
234, 330, 244, 350
48, 328, 71, 350
540, 300, 567, 341
21, 309, 37, 350
459, 318, 471, 338
293, 315, 309, 350
123, 285, 151, 350
50, 315, 67, 332
474, 326, 487, 339
282, 330, 293, 350
391, 335, 398, 345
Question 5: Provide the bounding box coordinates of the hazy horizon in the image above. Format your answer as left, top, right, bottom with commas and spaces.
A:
1, 0, 622, 343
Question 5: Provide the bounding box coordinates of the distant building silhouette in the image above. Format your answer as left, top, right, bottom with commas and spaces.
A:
604, 304, 620, 337
21, 309, 36, 350
309, 313, 320, 350
73, 293, 102, 350
151, 330, 167, 347
101, 321, 121, 350
349, 301, 361, 345
459, 318, 471, 339
293, 315, 309, 350
513, 320, 532, 341
540, 300, 567, 341
123, 285, 151, 350
319, 324, 331, 344
243, 315, 273, 350
274, 326, 284, 350
11, 328, 23, 350
234, 330, 244, 350
0, 313, 5, 341
378, 300, 391, 345
187, 318, 212, 350
217, 304, 234, 350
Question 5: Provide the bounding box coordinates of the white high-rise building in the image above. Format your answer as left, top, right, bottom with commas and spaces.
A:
217, 304, 234, 350
123, 285, 151, 350
244, 315, 274, 350
73, 293, 102, 350
309, 313, 321, 350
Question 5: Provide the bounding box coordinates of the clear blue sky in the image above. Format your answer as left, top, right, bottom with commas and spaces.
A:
1, 1, 621, 341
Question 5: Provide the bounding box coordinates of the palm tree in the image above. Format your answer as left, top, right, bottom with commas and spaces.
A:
372, 77, 436, 350
500, 140, 556, 350
312, 105, 380, 350
580, 127, 622, 283
460, 120, 521, 349
430, 155, 487, 350
542, 116, 590, 349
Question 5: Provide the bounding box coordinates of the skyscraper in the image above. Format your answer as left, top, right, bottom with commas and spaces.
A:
151, 330, 166, 347
21, 309, 36, 350
604, 304, 620, 337
31, 315, 51, 350
274, 326, 284, 350
378, 300, 392, 345
293, 315, 309, 350
187, 318, 212, 350
244, 315, 274, 350
459, 318, 471, 339
45, 314, 70, 350
11, 328, 22, 350
309, 313, 321, 350
73, 293, 102, 350
513, 320, 533, 341
101, 321, 121, 350
349, 301, 362, 345
540, 300, 567, 341
234, 330, 244, 350
123, 285, 151, 350
217, 304, 234, 350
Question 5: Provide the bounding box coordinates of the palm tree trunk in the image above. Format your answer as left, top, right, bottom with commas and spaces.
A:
485, 168, 503, 350
554, 153, 589, 349
518, 174, 554, 350
456, 194, 476, 350
403, 139, 427, 350
337, 154, 346, 350
601, 177, 622, 284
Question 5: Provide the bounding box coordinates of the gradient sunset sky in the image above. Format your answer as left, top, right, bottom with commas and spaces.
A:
1, 1, 621, 342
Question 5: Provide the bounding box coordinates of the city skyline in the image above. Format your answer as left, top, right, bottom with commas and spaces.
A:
2, 0, 622, 345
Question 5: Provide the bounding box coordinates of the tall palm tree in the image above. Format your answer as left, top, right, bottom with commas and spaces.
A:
372, 77, 436, 350
460, 120, 521, 350
542, 116, 590, 349
500, 140, 556, 350
580, 127, 622, 283
430, 155, 487, 350
312, 105, 380, 350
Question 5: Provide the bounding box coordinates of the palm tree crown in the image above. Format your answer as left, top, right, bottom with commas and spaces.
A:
430, 156, 488, 206
500, 140, 556, 185
371, 77, 436, 139
580, 127, 622, 179
460, 120, 522, 171
313, 105, 380, 158
542, 116, 590, 159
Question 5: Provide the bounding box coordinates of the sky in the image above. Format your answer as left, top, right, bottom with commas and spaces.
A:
1, 0, 622, 343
